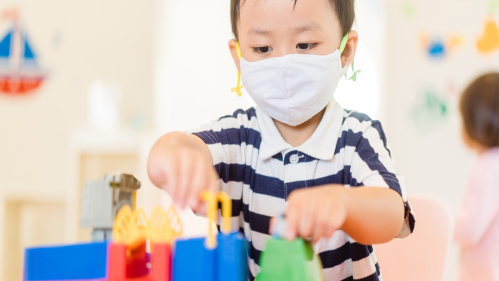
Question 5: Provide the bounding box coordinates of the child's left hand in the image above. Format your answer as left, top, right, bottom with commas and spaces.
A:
270, 185, 348, 243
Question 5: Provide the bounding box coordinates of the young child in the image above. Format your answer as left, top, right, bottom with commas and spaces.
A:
148, 0, 415, 279
455, 73, 499, 281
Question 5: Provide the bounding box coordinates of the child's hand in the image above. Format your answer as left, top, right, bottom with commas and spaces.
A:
270, 185, 348, 243
147, 132, 219, 211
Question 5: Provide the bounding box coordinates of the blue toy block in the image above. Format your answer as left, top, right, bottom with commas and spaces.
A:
173, 237, 216, 281
24, 242, 108, 281
217, 232, 247, 281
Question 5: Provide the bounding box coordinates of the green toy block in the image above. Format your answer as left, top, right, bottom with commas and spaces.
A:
257, 238, 324, 281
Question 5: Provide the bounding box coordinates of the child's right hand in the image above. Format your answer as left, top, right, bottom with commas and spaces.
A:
147, 131, 219, 212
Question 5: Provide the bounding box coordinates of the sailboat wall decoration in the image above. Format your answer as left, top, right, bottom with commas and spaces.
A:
0, 12, 45, 95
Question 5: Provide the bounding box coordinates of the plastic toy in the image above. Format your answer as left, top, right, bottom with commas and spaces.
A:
106, 204, 183, 281
80, 173, 141, 241
257, 216, 325, 281
108, 242, 171, 281
24, 172, 183, 281
24, 242, 108, 281
113, 204, 183, 249
173, 191, 247, 281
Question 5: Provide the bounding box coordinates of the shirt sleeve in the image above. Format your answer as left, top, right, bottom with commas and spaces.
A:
349, 119, 415, 238
455, 153, 499, 249
186, 108, 259, 232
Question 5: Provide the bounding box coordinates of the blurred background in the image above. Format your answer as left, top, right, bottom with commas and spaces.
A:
0, 0, 497, 280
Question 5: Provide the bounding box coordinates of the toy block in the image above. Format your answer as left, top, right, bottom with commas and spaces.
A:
108, 244, 128, 281
108, 243, 170, 281
173, 191, 248, 281
149, 244, 171, 281
172, 237, 216, 281
216, 232, 247, 281
257, 238, 324, 281
24, 242, 108, 281
172, 191, 218, 281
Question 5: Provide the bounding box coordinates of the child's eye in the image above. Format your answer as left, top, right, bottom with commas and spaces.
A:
297, 43, 317, 51
253, 46, 272, 54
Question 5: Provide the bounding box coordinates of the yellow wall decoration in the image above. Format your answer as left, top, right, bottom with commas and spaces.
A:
477, 19, 499, 53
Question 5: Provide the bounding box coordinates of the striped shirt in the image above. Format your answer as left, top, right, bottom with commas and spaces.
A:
190, 99, 416, 281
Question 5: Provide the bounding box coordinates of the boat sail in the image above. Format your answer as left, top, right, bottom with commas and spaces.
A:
0, 19, 44, 95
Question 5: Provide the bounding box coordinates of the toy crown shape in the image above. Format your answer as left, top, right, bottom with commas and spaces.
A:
113, 205, 183, 250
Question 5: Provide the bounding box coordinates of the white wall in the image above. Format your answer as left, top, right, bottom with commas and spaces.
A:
342, 0, 387, 121
0, 0, 155, 194
153, 0, 255, 135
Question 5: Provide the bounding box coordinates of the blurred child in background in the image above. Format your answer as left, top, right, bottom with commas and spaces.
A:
455, 73, 499, 281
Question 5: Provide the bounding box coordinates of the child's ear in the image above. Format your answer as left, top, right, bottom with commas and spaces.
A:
229, 39, 241, 73
341, 30, 358, 67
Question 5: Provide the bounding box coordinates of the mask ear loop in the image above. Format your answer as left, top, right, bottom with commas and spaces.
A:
231, 41, 244, 96
339, 34, 361, 82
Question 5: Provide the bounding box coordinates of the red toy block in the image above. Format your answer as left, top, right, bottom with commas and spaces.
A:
108, 243, 171, 281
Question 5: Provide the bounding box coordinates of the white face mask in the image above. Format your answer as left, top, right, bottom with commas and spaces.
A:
232, 35, 357, 126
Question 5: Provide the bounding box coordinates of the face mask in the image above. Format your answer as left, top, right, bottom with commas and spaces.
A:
232, 34, 360, 126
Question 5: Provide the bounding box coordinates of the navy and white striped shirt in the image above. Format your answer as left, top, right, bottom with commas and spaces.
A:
190, 99, 415, 281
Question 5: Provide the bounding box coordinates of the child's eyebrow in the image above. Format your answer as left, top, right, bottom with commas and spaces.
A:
247, 23, 321, 37
247, 27, 272, 36
294, 23, 322, 34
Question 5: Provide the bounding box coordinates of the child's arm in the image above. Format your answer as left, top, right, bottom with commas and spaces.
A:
282, 185, 405, 245
147, 131, 219, 211
274, 118, 412, 245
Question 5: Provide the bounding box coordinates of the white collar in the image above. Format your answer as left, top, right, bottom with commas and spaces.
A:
257, 99, 344, 161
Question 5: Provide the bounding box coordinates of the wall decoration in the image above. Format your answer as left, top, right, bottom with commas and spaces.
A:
0, 9, 45, 95
448, 35, 465, 52
488, 0, 499, 14
420, 33, 465, 60
401, 1, 416, 18
427, 39, 446, 58
411, 88, 450, 131
476, 19, 499, 54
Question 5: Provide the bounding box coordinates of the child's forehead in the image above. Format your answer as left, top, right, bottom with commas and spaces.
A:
240, 0, 333, 14
239, 0, 339, 34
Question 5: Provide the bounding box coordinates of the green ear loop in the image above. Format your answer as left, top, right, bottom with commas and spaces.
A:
339, 34, 361, 82
339, 34, 349, 54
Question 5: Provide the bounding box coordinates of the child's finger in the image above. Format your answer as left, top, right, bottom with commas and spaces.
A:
207, 169, 220, 193
163, 155, 179, 204
312, 204, 331, 243
298, 205, 316, 238
197, 201, 207, 215
325, 223, 338, 238
188, 161, 210, 211
285, 206, 299, 240
176, 153, 195, 208
325, 212, 341, 238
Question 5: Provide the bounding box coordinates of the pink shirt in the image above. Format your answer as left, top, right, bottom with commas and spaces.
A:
455, 148, 499, 281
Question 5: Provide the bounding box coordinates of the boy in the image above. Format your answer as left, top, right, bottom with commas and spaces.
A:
148, 0, 415, 280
